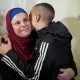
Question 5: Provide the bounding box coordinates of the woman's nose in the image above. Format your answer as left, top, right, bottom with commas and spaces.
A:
21, 22, 26, 27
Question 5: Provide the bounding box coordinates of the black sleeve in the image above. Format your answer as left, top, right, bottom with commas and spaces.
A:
55, 42, 77, 76
0, 54, 3, 60
1, 50, 35, 79
48, 39, 77, 77
0, 55, 2, 74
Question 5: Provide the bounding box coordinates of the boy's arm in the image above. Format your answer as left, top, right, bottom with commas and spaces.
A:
48, 40, 77, 80
57, 42, 77, 80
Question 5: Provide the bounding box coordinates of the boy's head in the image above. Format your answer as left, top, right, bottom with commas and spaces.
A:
29, 3, 55, 31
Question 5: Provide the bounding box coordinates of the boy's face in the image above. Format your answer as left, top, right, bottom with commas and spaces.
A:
29, 9, 38, 31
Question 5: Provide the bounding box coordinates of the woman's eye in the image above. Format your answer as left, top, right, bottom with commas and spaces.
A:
24, 18, 28, 22
15, 21, 20, 24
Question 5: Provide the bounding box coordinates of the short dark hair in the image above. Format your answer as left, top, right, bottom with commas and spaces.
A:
34, 3, 55, 21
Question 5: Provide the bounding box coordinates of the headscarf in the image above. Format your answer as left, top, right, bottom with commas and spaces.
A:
6, 8, 36, 61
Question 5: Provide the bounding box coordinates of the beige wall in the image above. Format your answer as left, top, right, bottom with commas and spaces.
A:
62, 17, 80, 80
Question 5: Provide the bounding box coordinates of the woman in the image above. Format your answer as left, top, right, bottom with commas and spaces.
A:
0, 8, 36, 80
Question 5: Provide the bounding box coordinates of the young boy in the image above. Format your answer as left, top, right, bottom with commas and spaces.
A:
0, 3, 77, 80
29, 3, 77, 80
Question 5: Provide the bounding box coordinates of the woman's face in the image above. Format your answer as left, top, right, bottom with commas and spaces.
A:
11, 12, 32, 37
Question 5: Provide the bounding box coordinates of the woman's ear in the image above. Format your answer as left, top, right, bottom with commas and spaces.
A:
36, 14, 41, 22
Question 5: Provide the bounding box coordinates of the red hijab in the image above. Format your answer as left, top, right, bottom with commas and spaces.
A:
6, 8, 36, 61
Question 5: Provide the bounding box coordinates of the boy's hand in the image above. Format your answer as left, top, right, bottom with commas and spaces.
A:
57, 68, 75, 80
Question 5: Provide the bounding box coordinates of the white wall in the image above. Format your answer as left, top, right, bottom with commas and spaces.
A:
0, 0, 79, 20
25, 0, 78, 21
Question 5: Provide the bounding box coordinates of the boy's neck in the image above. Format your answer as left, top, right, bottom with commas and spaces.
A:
36, 22, 48, 31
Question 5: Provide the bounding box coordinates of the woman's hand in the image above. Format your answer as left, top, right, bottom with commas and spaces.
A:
0, 34, 8, 45
0, 36, 12, 55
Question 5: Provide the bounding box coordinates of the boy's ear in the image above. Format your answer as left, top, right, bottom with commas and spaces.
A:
36, 14, 41, 22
